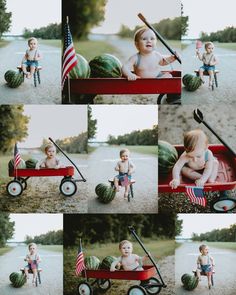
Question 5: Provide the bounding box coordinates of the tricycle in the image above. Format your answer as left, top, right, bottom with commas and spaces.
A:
7, 137, 86, 197
158, 109, 236, 213
77, 226, 167, 295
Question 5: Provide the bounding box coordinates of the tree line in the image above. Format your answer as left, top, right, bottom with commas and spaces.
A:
23, 23, 61, 39
0, 213, 14, 247
107, 125, 157, 145
24, 230, 63, 245
64, 213, 182, 247
200, 26, 236, 43
192, 223, 236, 242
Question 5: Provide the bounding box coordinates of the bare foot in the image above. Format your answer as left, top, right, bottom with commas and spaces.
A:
115, 186, 119, 192
27, 73, 32, 79
124, 192, 129, 199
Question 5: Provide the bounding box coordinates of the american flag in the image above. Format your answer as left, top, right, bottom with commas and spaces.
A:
14, 143, 21, 169
75, 241, 86, 276
62, 18, 77, 89
185, 186, 206, 207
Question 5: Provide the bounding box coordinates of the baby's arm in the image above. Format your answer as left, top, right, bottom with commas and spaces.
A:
196, 50, 203, 61
195, 150, 214, 186
110, 258, 120, 272
122, 55, 140, 80
115, 162, 120, 172
35, 50, 42, 61
159, 54, 177, 66
35, 159, 45, 169
128, 161, 135, 175
21, 51, 28, 64
169, 153, 188, 189
209, 55, 218, 66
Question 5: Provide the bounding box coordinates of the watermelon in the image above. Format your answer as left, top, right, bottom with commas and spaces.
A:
8, 159, 26, 174
158, 140, 178, 175
69, 54, 90, 79
84, 256, 100, 270
183, 275, 199, 290
10, 272, 26, 288
4, 70, 18, 83
182, 74, 193, 86
7, 72, 24, 88
100, 256, 117, 270
181, 273, 192, 285
182, 74, 202, 91
25, 158, 38, 168
95, 183, 116, 204
89, 54, 122, 78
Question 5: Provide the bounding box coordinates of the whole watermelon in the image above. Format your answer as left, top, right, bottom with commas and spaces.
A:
181, 273, 192, 285
4, 70, 18, 83
10, 272, 26, 288
158, 140, 178, 175
182, 74, 193, 86
89, 54, 122, 78
183, 275, 199, 290
84, 256, 100, 270
8, 159, 26, 174
7, 72, 24, 88
69, 54, 90, 79
100, 256, 117, 270
95, 183, 116, 204
182, 74, 202, 91
25, 158, 38, 168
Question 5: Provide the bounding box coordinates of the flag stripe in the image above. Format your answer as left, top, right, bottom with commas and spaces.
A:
186, 186, 206, 207
14, 144, 22, 169
75, 244, 86, 276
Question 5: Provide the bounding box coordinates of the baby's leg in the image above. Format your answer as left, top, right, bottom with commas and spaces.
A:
182, 166, 202, 181
124, 184, 130, 198
199, 68, 205, 83
196, 269, 201, 280
28, 66, 36, 79
208, 70, 214, 86
114, 177, 119, 192
24, 268, 29, 279
208, 159, 219, 183
159, 72, 172, 78
21, 64, 28, 75
32, 268, 37, 283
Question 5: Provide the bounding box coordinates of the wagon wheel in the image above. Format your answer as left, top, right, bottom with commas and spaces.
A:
7, 180, 23, 197
140, 277, 162, 295
97, 279, 111, 292
77, 282, 93, 295
60, 178, 77, 197
127, 285, 147, 295
18, 177, 27, 190
210, 197, 236, 213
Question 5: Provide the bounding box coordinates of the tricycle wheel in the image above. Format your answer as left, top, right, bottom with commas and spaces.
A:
211, 197, 236, 212
127, 285, 147, 295
60, 179, 77, 197
140, 277, 162, 295
7, 180, 23, 197
97, 279, 111, 292
77, 282, 93, 295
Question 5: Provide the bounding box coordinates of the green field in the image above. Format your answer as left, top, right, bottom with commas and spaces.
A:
207, 242, 236, 251
39, 245, 63, 252
64, 240, 175, 295
0, 40, 10, 48
215, 42, 236, 51
125, 145, 157, 155
39, 39, 61, 48
0, 247, 13, 256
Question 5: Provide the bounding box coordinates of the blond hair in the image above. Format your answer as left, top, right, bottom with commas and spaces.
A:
28, 242, 37, 250
44, 143, 56, 154
119, 240, 132, 250
134, 27, 156, 43
120, 148, 130, 157
199, 244, 208, 252
204, 41, 214, 50
28, 37, 38, 46
184, 129, 208, 153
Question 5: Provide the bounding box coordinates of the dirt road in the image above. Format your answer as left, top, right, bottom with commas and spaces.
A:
182, 43, 236, 104
87, 146, 158, 213
175, 242, 236, 295
0, 246, 63, 295
0, 40, 61, 104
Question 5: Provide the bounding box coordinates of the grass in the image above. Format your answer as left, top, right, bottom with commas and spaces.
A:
206, 242, 236, 251
215, 42, 236, 51
0, 40, 10, 48
125, 145, 157, 155
64, 240, 175, 295
39, 39, 61, 48
74, 40, 120, 61
0, 246, 13, 256
39, 245, 63, 252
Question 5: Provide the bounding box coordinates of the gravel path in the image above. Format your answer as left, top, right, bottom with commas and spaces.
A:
0, 40, 61, 104
175, 242, 236, 295
182, 43, 236, 104
0, 246, 63, 295
87, 146, 158, 213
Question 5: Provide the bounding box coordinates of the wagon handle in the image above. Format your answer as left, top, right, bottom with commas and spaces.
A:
48, 137, 86, 182
128, 226, 167, 287
138, 13, 181, 64
193, 109, 236, 157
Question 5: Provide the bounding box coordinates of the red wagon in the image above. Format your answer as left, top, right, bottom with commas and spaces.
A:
77, 227, 167, 295
6, 138, 86, 197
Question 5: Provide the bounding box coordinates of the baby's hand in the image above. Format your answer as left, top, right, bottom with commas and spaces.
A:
169, 179, 180, 189
127, 73, 139, 81
110, 267, 116, 272
195, 179, 205, 187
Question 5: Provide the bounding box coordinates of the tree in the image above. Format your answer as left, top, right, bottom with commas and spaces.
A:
0, 0, 12, 37
181, 3, 189, 37
88, 106, 97, 140
62, 0, 107, 40
0, 105, 29, 153
0, 213, 14, 247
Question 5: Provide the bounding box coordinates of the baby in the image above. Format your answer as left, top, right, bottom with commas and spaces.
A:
196, 244, 215, 289
36, 144, 62, 169
196, 41, 218, 87
122, 27, 177, 80
24, 243, 41, 285
169, 129, 219, 189
110, 240, 148, 271
114, 148, 135, 198
21, 37, 42, 79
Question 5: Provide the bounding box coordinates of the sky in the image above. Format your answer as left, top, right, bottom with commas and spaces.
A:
92, 0, 180, 34
177, 214, 236, 238
19, 106, 87, 148
6, 0, 61, 35
91, 105, 158, 142
9, 214, 63, 242
182, 0, 236, 39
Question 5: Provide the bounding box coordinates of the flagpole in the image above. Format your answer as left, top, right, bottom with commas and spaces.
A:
80, 238, 87, 281
66, 16, 71, 104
